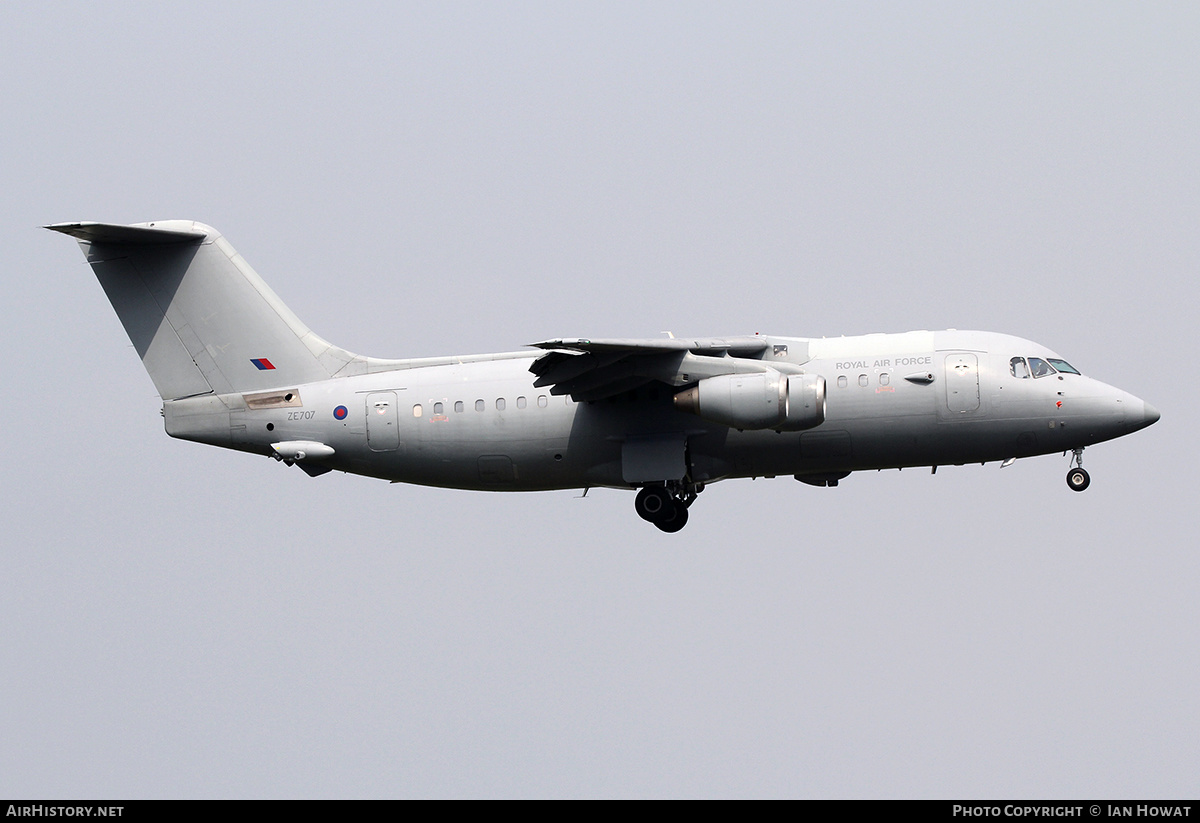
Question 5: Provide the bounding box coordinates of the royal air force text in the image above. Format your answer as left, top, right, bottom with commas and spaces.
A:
834, 356, 932, 371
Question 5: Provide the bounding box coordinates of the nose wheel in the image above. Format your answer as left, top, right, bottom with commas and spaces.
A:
1066, 448, 1091, 492
1066, 467, 1091, 492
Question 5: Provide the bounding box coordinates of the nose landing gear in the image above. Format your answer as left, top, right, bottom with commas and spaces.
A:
1066, 448, 1091, 492
634, 482, 701, 533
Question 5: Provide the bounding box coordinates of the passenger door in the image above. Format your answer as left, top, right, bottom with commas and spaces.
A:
366, 391, 401, 450
944, 353, 980, 414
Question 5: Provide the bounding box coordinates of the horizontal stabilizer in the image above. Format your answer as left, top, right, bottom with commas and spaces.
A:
45, 221, 207, 245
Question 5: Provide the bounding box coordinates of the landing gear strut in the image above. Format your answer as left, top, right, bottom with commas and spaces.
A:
635, 482, 701, 533
1066, 448, 1091, 492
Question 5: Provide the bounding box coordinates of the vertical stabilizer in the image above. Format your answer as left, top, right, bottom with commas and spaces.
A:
48, 221, 361, 399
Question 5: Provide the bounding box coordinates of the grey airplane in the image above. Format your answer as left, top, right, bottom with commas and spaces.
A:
49, 220, 1160, 532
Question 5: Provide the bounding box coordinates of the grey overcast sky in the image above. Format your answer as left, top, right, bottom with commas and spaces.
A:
2, 2, 1197, 798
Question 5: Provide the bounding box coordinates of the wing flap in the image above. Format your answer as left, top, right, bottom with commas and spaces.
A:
531, 350, 628, 387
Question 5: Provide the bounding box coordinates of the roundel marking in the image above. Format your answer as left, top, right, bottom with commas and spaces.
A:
333, 405, 348, 420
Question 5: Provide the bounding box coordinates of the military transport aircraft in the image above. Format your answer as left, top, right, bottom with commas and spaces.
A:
49, 220, 1160, 532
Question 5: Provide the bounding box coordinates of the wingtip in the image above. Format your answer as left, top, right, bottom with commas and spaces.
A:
45, 221, 103, 240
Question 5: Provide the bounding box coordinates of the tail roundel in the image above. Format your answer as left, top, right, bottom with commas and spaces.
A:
48, 221, 362, 399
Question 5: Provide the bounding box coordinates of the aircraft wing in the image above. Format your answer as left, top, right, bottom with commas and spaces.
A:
528, 336, 780, 401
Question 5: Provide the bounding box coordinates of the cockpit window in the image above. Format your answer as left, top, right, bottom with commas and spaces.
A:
1010, 357, 1030, 379
1047, 358, 1080, 375
1028, 357, 1056, 378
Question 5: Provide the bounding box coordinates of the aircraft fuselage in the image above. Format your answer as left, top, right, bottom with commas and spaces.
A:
164, 329, 1155, 492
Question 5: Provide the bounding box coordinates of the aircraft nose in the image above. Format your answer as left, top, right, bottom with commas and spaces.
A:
1141, 401, 1161, 428
1125, 398, 1160, 433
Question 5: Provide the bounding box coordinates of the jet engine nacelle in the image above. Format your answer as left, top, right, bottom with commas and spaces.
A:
674, 371, 826, 431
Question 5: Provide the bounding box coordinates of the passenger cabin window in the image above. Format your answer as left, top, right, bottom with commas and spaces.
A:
517, 396, 527, 409
858, 374, 868, 387
475, 399, 485, 412
1011, 357, 1030, 379
537, 395, 548, 408
837, 376, 848, 389
455, 401, 464, 413
879, 373, 890, 386
1028, 357, 1056, 379
496, 398, 506, 411
412, 404, 423, 417
433, 402, 443, 415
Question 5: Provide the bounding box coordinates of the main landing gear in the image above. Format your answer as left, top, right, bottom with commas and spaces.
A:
1066, 447, 1091, 492
635, 483, 701, 533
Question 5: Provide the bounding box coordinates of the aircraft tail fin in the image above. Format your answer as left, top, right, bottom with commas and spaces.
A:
48, 221, 364, 400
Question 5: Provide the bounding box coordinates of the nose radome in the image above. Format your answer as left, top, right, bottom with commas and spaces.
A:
1142, 402, 1161, 428
1127, 399, 1160, 432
